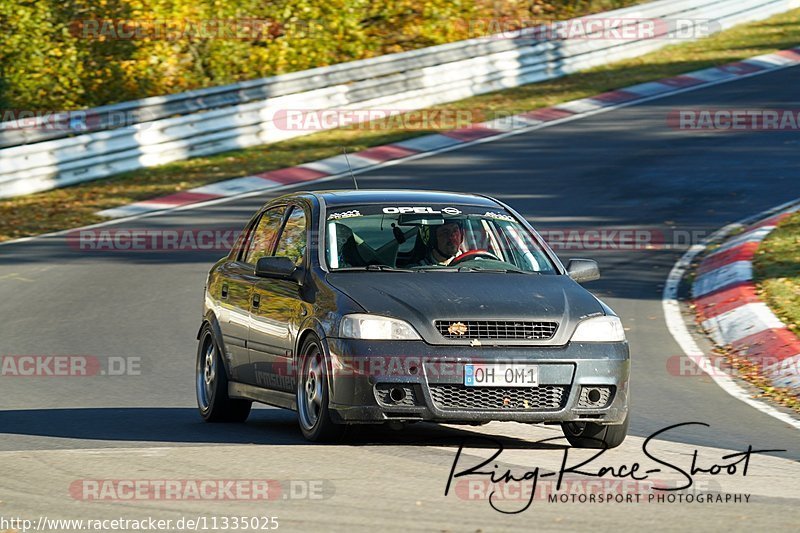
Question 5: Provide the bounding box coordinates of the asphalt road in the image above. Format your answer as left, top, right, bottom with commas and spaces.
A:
1, 65, 799, 531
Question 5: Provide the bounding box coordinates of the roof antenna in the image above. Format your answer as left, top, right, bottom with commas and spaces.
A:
342, 147, 359, 190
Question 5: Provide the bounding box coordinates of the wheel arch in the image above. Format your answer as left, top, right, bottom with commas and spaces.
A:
295, 318, 328, 355
296, 318, 334, 397
198, 311, 233, 378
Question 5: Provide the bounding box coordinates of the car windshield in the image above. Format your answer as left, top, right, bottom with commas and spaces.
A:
324, 204, 557, 273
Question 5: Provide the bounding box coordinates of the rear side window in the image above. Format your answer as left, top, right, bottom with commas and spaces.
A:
274, 207, 307, 266
243, 207, 285, 265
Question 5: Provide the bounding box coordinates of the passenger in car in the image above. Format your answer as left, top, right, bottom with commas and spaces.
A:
334, 223, 397, 267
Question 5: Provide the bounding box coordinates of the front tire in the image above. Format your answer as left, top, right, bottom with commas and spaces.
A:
561, 411, 629, 449
296, 335, 344, 442
196, 324, 252, 422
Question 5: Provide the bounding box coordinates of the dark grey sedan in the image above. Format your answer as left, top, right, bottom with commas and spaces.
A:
196, 190, 630, 447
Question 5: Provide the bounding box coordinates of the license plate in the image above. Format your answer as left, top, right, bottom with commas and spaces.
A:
464, 364, 538, 387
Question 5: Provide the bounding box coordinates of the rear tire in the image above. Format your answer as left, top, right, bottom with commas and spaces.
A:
561, 411, 629, 449
296, 335, 344, 442
196, 324, 252, 423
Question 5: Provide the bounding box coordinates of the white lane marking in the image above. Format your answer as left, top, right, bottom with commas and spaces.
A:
663, 198, 800, 431
2, 59, 799, 248
0, 446, 175, 457
0, 272, 34, 282
702, 302, 787, 345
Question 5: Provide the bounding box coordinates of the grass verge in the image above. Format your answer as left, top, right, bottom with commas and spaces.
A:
2, 8, 800, 242
754, 211, 800, 333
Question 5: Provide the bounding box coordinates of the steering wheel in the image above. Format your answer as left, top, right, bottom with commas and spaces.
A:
449, 249, 501, 265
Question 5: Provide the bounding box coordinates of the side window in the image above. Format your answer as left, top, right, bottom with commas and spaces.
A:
231, 212, 261, 260
244, 207, 285, 265
274, 207, 307, 266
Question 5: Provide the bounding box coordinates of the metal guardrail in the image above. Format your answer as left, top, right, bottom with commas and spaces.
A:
1, 0, 798, 198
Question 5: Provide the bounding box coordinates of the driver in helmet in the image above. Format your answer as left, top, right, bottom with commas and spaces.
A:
413, 220, 465, 266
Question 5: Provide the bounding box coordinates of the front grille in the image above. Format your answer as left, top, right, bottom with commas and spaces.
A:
429, 385, 568, 411
435, 320, 558, 340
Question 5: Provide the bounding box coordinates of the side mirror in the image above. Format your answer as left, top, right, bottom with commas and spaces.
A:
567, 259, 600, 284
255, 256, 298, 281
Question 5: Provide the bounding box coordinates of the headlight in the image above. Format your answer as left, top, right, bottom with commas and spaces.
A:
339, 314, 421, 340
571, 316, 626, 342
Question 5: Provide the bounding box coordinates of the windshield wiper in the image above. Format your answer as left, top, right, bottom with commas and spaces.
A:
410, 266, 460, 272
332, 265, 418, 272
408, 265, 538, 274
365, 264, 417, 272
456, 266, 539, 274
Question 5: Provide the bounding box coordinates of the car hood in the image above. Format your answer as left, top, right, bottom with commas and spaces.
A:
325, 272, 605, 345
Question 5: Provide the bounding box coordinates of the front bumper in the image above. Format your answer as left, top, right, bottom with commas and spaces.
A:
324, 338, 629, 425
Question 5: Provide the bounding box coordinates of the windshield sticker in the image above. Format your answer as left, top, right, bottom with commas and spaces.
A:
382, 206, 462, 215
328, 210, 362, 220
483, 211, 515, 222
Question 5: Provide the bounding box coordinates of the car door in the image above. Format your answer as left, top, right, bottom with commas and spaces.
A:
249, 204, 308, 393
212, 260, 253, 384
219, 205, 285, 385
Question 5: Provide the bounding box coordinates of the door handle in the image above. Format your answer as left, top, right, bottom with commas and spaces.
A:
252, 293, 260, 308
221, 283, 228, 299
